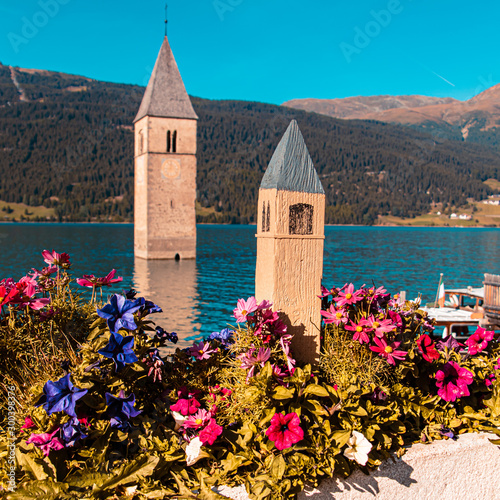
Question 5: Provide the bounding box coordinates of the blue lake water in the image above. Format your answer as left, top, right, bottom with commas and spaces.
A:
1, 224, 499, 348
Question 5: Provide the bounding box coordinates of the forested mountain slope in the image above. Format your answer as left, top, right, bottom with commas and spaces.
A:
0, 64, 498, 224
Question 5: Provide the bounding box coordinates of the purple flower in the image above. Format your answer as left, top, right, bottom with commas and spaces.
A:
36, 374, 87, 418
97, 294, 143, 333
105, 390, 142, 421
98, 331, 138, 371
188, 341, 217, 360
61, 417, 88, 447
26, 428, 65, 456
155, 326, 178, 344
138, 298, 162, 318
124, 289, 138, 299
208, 328, 234, 346
436, 335, 463, 352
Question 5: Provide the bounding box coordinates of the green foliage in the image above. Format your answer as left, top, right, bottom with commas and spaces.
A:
1, 255, 500, 498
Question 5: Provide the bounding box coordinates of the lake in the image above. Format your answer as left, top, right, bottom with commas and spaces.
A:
2, 224, 499, 348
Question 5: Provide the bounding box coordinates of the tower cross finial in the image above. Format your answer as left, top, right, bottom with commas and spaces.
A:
165, 3, 168, 36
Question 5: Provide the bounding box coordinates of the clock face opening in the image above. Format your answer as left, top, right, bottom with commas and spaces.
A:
161, 159, 181, 180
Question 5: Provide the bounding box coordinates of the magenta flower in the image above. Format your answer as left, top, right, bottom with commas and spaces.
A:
257, 299, 273, 310
199, 418, 224, 445
345, 321, 370, 344
42, 249, 70, 267
466, 327, 495, 356
370, 335, 407, 366
170, 388, 202, 416
26, 428, 65, 456
334, 283, 364, 307
321, 304, 348, 325
21, 416, 35, 431
435, 361, 473, 402
233, 297, 259, 322
0, 285, 19, 308
280, 337, 296, 374
188, 341, 217, 360
76, 269, 123, 288
183, 409, 211, 430
266, 412, 304, 450
360, 315, 395, 337
417, 334, 440, 363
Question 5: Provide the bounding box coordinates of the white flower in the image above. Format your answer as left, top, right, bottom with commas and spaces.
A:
343, 431, 372, 466
172, 411, 187, 431
185, 436, 203, 466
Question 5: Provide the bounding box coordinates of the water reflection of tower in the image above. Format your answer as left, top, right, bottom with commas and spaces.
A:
133, 258, 202, 351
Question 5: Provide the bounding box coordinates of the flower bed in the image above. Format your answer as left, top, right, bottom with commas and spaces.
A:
1, 252, 499, 499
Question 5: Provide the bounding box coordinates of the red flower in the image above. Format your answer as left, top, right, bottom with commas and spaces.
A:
435, 361, 473, 402
199, 418, 223, 445
369, 335, 407, 366
417, 334, 440, 363
266, 412, 304, 450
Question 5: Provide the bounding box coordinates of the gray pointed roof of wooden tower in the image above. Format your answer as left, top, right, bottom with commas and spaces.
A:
260, 120, 325, 194
134, 36, 198, 123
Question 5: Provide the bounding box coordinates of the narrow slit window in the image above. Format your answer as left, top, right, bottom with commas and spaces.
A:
139, 130, 144, 154
172, 131, 177, 153
167, 131, 171, 153
261, 202, 266, 232
289, 203, 314, 235
266, 201, 271, 232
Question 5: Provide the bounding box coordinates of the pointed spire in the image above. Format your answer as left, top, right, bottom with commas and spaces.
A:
260, 120, 325, 194
134, 37, 198, 123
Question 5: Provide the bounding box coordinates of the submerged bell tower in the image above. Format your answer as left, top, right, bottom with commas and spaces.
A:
134, 29, 198, 260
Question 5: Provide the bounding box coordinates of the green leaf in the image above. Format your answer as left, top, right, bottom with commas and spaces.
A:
332, 430, 352, 448
270, 454, 286, 480
303, 384, 329, 398
15, 445, 50, 481
272, 386, 295, 400
94, 454, 159, 492
5, 479, 69, 500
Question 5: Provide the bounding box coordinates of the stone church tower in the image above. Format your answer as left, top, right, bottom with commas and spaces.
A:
134, 36, 198, 260
255, 120, 326, 364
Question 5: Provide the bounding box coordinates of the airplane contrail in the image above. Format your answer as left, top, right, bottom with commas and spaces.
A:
430, 71, 456, 87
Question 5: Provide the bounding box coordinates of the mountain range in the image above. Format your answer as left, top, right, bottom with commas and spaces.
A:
284, 85, 500, 148
0, 63, 499, 225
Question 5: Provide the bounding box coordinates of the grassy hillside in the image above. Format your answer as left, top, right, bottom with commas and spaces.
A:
0, 64, 499, 224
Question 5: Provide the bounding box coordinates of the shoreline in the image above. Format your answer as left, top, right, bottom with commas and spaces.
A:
0, 221, 498, 229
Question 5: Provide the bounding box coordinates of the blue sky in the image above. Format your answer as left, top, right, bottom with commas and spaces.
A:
0, 0, 498, 104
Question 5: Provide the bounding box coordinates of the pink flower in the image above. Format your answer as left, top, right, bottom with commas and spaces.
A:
417, 334, 440, 363
485, 374, 496, 387
360, 316, 395, 337
76, 269, 123, 288
466, 327, 495, 356
435, 361, 473, 402
233, 297, 259, 322
370, 335, 407, 365
188, 341, 217, 360
199, 418, 223, 445
0, 285, 19, 308
280, 337, 296, 374
183, 409, 211, 429
345, 321, 370, 344
31, 265, 57, 278
26, 428, 65, 456
266, 412, 304, 450
42, 250, 70, 267
321, 304, 348, 325
387, 310, 403, 329
334, 283, 364, 307
238, 347, 271, 380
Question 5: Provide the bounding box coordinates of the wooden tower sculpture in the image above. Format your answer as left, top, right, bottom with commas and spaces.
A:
133, 36, 198, 260
255, 120, 326, 365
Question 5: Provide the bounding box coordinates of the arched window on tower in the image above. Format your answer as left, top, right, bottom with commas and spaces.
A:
167, 131, 171, 153
289, 203, 314, 235
172, 131, 177, 153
